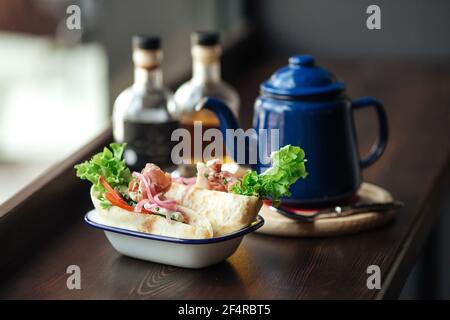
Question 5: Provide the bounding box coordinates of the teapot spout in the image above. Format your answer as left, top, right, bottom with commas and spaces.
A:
196, 97, 248, 164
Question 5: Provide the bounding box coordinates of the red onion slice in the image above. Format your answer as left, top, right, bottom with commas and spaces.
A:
132, 170, 180, 219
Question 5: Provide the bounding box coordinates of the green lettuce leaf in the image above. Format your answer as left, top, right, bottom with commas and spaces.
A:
230, 145, 307, 206
74, 143, 131, 208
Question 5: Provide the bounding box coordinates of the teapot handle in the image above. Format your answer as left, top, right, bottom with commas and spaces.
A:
351, 97, 389, 169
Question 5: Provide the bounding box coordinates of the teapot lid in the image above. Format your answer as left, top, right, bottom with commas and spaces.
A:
261, 55, 345, 97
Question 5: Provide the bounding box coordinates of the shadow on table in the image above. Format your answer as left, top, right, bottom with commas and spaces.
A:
107, 254, 247, 299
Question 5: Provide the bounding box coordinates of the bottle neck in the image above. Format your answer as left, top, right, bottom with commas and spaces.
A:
132, 48, 163, 90
191, 45, 222, 85
133, 67, 163, 90
192, 61, 221, 84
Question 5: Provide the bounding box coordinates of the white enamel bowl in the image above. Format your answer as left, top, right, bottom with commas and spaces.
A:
84, 210, 264, 269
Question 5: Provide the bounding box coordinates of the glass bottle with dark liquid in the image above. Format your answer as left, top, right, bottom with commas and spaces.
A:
174, 31, 239, 164
113, 35, 179, 171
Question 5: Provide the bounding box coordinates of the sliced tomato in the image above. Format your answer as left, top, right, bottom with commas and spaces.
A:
99, 176, 120, 198
104, 192, 135, 212
99, 176, 135, 211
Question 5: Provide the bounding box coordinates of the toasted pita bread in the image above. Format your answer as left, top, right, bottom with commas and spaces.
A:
165, 183, 262, 236
90, 188, 213, 239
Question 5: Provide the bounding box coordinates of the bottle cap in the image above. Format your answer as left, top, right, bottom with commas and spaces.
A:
132, 35, 162, 68
191, 31, 220, 47
133, 35, 161, 50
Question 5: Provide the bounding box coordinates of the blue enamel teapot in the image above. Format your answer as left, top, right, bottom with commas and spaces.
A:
198, 55, 388, 205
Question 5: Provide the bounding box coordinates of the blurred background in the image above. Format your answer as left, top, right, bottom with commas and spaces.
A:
0, 0, 449, 298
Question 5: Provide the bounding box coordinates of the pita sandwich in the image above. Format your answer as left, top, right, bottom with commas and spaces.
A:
90, 188, 213, 239
76, 143, 306, 240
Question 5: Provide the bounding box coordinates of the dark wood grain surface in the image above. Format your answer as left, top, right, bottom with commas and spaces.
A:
0, 59, 449, 299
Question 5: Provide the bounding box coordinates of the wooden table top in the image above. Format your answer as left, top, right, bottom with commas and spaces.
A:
0, 59, 449, 299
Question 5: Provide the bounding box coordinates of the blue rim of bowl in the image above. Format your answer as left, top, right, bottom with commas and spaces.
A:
84, 210, 265, 245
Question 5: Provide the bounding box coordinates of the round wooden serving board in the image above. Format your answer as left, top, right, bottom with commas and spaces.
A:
256, 183, 396, 237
